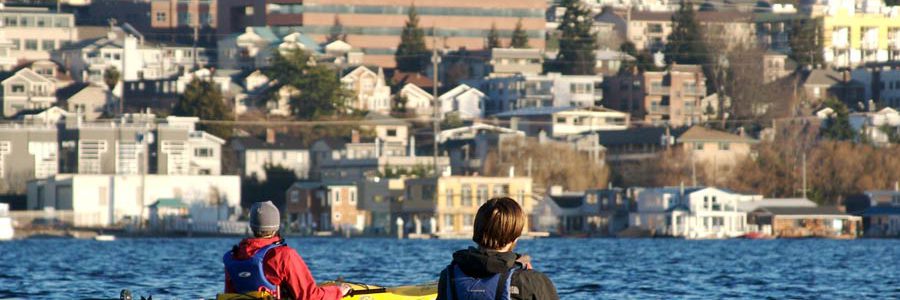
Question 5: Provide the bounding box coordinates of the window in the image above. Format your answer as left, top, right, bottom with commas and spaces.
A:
556, 117, 566, 124
374, 195, 384, 203
694, 143, 704, 150
156, 12, 167, 22
113, 54, 121, 60
37, 16, 50, 27
386, 129, 397, 137
194, 147, 213, 157
477, 185, 488, 205
461, 185, 473, 207
4, 16, 17, 26
446, 188, 453, 207
462, 214, 474, 228
19, 16, 33, 27
25, 39, 38, 50
333, 190, 342, 204
349, 190, 357, 204
493, 184, 509, 197
54, 17, 69, 27
648, 24, 664, 33
718, 142, 730, 151
11, 39, 19, 50
11, 85, 25, 93
443, 214, 453, 230
42, 40, 55, 51
290, 190, 299, 203
569, 83, 591, 94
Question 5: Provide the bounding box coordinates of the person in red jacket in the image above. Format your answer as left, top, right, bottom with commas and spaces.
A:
224, 201, 350, 299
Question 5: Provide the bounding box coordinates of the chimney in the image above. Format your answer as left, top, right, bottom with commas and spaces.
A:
265, 128, 276, 144
351, 129, 360, 143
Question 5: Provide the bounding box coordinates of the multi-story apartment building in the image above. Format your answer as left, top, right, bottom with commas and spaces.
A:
150, 0, 217, 31
621, 10, 756, 52
484, 73, 604, 115
642, 64, 707, 126
285, 181, 365, 234
216, 0, 546, 67
0, 6, 78, 68
402, 176, 533, 237
817, 0, 900, 68
0, 112, 225, 193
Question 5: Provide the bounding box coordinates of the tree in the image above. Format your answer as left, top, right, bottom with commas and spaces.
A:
664, 0, 710, 66
789, 18, 824, 68
395, 5, 429, 72
392, 94, 408, 114
618, 41, 660, 73
510, 18, 530, 48
263, 48, 348, 119
556, 0, 597, 75
241, 164, 298, 211
327, 15, 347, 43
486, 23, 501, 49
104, 66, 120, 114
484, 137, 609, 191
820, 97, 855, 141
172, 77, 233, 139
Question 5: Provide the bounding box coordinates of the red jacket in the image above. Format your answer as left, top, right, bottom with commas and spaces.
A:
225, 236, 342, 300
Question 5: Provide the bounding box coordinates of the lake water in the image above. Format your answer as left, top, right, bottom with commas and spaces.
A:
1, 238, 899, 299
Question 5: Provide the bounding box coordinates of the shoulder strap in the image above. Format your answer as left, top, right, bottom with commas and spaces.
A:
252, 242, 285, 261
495, 266, 518, 300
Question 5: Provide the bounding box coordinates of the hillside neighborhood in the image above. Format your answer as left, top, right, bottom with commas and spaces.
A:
1, 0, 900, 240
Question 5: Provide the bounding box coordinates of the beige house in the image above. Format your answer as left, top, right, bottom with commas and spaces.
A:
62, 84, 109, 120
643, 64, 707, 126
0, 67, 57, 117
678, 126, 758, 179
402, 176, 533, 237
626, 10, 756, 52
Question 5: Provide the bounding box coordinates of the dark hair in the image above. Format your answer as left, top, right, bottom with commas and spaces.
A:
472, 197, 525, 250
253, 229, 277, 238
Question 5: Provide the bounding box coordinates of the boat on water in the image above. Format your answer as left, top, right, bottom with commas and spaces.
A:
0, 203, 13, 241
94, 234, 116, 241
213, 281, 437, 300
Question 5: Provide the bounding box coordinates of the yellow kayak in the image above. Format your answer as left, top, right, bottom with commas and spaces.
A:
216, 281, 437, 300
324, 281, 438, 300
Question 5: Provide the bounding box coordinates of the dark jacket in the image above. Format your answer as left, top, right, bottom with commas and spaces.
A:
437, 247, 559, 300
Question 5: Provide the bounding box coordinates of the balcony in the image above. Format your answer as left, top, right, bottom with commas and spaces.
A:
648, 86, 669, 95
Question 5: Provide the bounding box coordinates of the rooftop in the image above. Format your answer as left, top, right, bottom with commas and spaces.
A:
755, 206, 849, 216
678, 126, 757, 143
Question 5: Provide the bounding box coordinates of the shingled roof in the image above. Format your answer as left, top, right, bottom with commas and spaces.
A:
678, 126, 757, 143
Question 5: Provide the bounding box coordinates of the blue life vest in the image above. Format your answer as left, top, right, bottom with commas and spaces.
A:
443, 264, 517, 300
223, 242, 285, 295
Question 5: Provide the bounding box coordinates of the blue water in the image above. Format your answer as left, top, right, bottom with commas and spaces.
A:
1, 238, 899, 299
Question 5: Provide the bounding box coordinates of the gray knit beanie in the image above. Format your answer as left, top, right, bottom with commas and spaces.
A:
249, 201, 280, 233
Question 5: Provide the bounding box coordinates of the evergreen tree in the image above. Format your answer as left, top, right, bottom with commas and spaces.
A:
486, 23, 501, 49
173, 77, 233, 139
327, 15, 346, 43
556, 0, 597, 75
263, 48, 348, 119
395, 5, 429, 72
510, 18, 530, 48
664, 0, 709, 66
789, 18, 824, 68
887, 0, 900, 7
618, 41, 660, 73
820, 97, 855, 141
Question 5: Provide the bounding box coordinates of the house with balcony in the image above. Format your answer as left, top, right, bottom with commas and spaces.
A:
217, 28, 320, 71
341, 66, 391, 113
642, 64, 708, 126
630, 186, 758, 239
819, 0, 900, 68
494, 106, 629, 138
1, 66, 58, 117
483, 72, 604, 115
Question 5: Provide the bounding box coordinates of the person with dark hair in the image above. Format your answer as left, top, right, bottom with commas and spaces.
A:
437, 197, 559, 300
223, 201, 350, 299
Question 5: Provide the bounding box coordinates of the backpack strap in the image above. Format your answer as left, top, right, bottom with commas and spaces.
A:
494, 266, 519, 300
444, 264, 459, 300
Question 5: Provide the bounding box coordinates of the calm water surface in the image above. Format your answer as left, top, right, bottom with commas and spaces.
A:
1, 238, 899, 299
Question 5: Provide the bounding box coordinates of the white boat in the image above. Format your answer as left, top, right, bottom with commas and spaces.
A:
95, 234, 116, 241
0, 203, 13, 241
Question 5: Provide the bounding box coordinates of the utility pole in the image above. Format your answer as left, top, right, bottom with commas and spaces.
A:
431, 36, 441, 177
801, 152, 808, 199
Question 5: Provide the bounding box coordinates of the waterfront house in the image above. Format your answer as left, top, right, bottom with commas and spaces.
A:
630, 186, 756, 239
533, 186, 629, 236
749, 206, 861, 239
587, 187, 633, 236
402, 176, 533, 238
285, 181, 365, 235
26, 174, 241, 229
862, 206, 900, 238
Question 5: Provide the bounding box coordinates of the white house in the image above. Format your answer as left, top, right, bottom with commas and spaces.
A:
26, 174, 241, 228
397, 83, 432, 117
630, 186, 760, 239
231, 131, 310, 181
0, 67, 58, 117
217, 27, 320, 71
484, 72, 604, 115
848, 107, 900, 144
341, 66, 391, 113
438, 84, 486, 120
494, 106, 630, 137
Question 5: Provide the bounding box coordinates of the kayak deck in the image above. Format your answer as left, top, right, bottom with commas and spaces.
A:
322, 281, 437, 300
